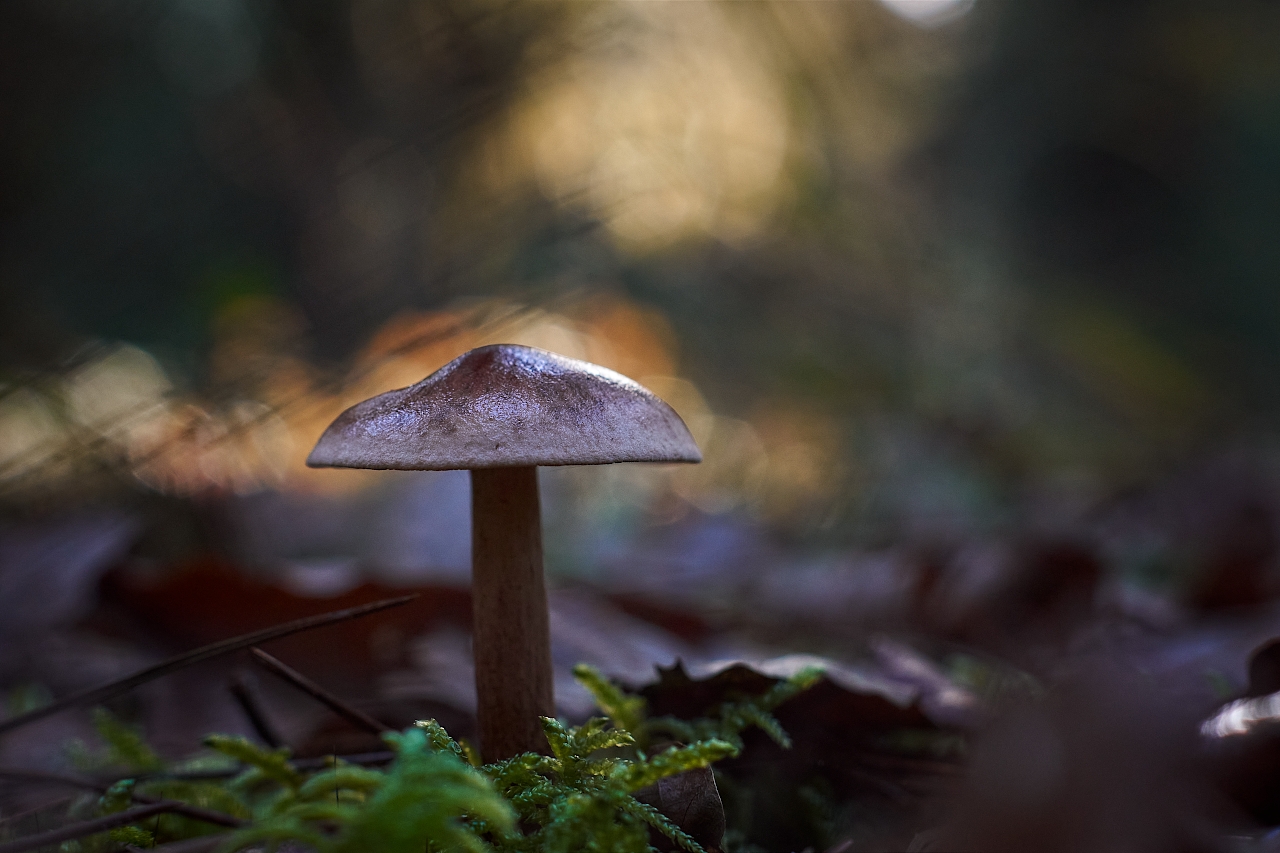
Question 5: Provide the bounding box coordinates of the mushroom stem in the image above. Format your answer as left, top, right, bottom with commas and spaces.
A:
470, 465, 554, 761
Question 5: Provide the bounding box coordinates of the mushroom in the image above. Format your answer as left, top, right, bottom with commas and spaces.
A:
307, 344, 701, 760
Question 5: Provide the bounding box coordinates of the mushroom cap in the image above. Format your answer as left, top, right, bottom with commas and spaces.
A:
307, 344, 702, 470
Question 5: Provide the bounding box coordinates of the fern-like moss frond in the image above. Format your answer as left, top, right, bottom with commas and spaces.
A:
204, 735, 303, 790
619, 740, 737, 792
69, 661, 822, 853
571, 664, 647, 735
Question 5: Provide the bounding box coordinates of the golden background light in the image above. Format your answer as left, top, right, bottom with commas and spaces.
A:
0, 294, 845, 530
482, 2, 790, 251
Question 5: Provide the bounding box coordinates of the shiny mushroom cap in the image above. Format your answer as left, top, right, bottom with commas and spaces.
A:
307, 344, 702, 470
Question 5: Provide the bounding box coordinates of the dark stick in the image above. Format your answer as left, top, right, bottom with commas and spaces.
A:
0, 797, 73, 829
0, 800, 235, 853
0, 595, 416, 737
131, 798, 244, 829
147, 835, 229, 853
0, 769, 102, 792
0, 770, 245, 829
250, 648, 390, 735
142, 749, 397, 782
293, 750, 394, 770
0, 751, 396, 792
229, 670, 283, 748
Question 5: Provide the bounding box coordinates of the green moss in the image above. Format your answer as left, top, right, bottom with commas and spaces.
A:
63, 664, 819, 853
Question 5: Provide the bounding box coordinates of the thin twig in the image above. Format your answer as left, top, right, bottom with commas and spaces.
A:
147, 835, 229, 853
0, 595, 416, 737
0, 799, 235, 853
172, 750, 398, 780
96, 749, 397, 785
229, 670, 284, 748
0, 749, 395, 795
251, 648, 390, 735
130, 797, 244, 829
186, 749, 397, 781
0, 770, 245, 829
0, 769, 102, 792
294, 750, 394, 771
0, 796, 73, 829
0, 309, 479, 487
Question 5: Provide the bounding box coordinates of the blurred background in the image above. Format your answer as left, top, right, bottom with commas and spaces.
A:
7, 0, 1280, 848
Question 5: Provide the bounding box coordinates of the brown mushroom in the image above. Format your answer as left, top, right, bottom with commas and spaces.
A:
307, 344, 701, 760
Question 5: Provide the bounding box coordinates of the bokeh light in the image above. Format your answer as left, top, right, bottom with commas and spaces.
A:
877, 0, 976, 28
0, 294, 846, 532
491, 2, 790, 251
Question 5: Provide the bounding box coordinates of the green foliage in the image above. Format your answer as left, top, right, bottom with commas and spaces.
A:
618, 740, 736, 792
109, 822, 157, 848
479, 715, 736, 853
99, 778, 137, 814
219, 728, 512, 853
571, 663, 647, 736
54, 664, 818, 853
644, 666, 824, 751
205, 734, 304, 791
417, 717, 482, 767
5, 681, 51, 715
946, 653, 1041, 705
67, 707, 166, 774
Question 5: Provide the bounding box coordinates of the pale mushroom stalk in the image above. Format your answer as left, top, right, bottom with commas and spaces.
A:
307, 344, 700, 761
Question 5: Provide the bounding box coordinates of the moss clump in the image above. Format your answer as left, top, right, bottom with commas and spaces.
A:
60, 664, 820, 853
